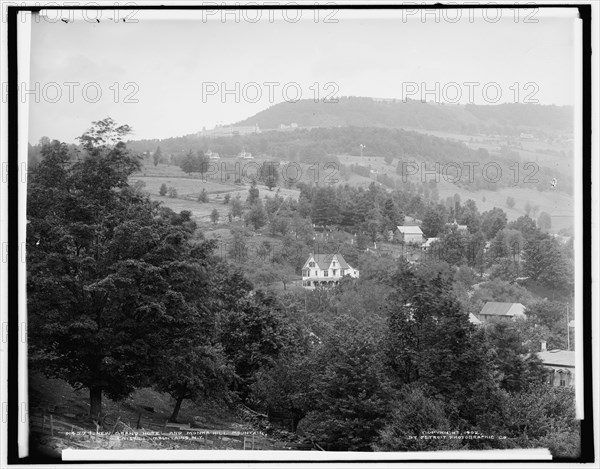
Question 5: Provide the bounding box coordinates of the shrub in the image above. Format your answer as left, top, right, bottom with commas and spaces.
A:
198, 189, 209, 203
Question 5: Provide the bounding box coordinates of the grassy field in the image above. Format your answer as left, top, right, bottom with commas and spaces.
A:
131, 162, 301, 224
134, 158, 343, 188
337, 154, 574, 233
436, 185, 574, 233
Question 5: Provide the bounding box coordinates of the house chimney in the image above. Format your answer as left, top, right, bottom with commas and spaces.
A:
540, 340, 547, 352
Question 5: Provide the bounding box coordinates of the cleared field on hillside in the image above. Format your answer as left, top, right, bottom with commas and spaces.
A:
133, 154, 573, 233
338, 154, 573, 233
132, 176, 239, 197
135, 159, 341, 186
400, 127, 574, 176
436, 186, 574, 233
131, 165, 301, 224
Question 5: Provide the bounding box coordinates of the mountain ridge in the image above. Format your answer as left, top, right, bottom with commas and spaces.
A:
233, 97, 573, 136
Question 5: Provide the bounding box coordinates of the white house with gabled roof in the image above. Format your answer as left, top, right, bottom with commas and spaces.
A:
301, 253, 359, 289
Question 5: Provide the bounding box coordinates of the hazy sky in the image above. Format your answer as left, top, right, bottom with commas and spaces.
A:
26, 7, 578, 143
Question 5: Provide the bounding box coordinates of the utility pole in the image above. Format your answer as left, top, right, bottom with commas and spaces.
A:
567, 303, 570, 351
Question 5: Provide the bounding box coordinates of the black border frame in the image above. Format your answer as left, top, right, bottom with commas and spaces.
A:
6, 2, 594, 465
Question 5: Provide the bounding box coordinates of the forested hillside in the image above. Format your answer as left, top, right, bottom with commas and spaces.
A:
235, 97, 574, 137
118, 126, 570, 196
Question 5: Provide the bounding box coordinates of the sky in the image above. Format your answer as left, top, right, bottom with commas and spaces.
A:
26, 7, 578, 143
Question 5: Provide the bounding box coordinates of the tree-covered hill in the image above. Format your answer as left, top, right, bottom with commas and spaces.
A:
120, 125, 569, 195
235, 97, 573, 137
126, 126, 483, 164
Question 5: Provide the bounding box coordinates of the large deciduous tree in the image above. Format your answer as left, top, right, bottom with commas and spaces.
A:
296, 316, 391, 451
481, 207, 508, 240
311, 187, 340, 228
522, 234, 573, 294
420, 204, 447, 238
482, 322, 547, 392
384, 266, 494, 424
213, 282, 291, 402
260, 161, 280, 190
153, 146, 162, 166
27, 119, 216, 418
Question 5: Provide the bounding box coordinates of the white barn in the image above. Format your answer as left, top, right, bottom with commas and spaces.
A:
397, 226, 424, 245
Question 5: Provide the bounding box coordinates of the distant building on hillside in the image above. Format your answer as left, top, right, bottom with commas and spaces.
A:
421, 237, 439, 252
278, 122, 298, 131
468, 312, 482, 326
446, 219, 468, 232
198, 124, 260, 138
479, 302, 526, 322
206, 150, 220, 160
238, 150, 254, 159
301, 253, 359, 290
396, 226, 424, 245
551, 233, 571, 245
537, 343, 575, 387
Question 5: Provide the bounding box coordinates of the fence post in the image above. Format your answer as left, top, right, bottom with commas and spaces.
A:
49, 414, 54, 436
110, 416, 121, 436
162, 419, 168, 434
41, 412, 45, 432
136, 412, 142, 429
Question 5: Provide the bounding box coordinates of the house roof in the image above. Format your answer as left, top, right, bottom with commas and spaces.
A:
537, 350, 575, 368
306, 253, 351, 270
479, 302, 525, 317
469, 313, 482, 325
422, 237, 439, 247
397, 225, 423, 235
